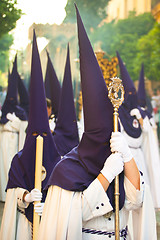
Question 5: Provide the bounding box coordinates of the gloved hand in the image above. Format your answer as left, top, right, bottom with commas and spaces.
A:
6, 112, 15, 121
6, 112, 18, 122
101, 153, 124, 183
110, 132, 133, 163
24, 188, 42, 203
130, 108, 141, 120
34, 202, 44, 216
49, 118, 56, 132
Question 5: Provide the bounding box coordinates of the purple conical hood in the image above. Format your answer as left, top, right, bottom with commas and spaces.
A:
7, 54, 18, 102
6, 30, 61, 223
27, 31, 50, 135
54, 44, 79, 156
47, 5, 125, 211
137, 64, 146, 108
0, 55, 27, 123
137, 64, 152, 119
18, 74, 29, 118
44, 51, 61, 118
117, 51, 141, 138
116, 51, 137, 99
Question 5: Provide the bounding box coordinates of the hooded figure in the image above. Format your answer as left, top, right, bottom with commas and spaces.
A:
53, 44, 79, 156
117, 53, 157, 239
116, 51, 149, 178
137, 64, 160, 209
0, 30, 61, 240
0, 55, 28, 201
0, 55, 27, 124
39, 5, 146, 240
116, 51, 142, 139
44, 50, 61, 120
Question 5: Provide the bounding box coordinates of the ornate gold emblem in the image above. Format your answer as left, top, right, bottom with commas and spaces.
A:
108, 77, 124, 109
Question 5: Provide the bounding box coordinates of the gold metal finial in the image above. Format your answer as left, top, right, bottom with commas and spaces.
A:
108, 77, 124, 110
107, 76, 124, 240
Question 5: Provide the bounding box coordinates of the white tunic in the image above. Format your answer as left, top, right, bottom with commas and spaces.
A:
0, 188, 32, 240
0, 119, 27, 201
39, 176, 154, 240
141, 116, 160, 209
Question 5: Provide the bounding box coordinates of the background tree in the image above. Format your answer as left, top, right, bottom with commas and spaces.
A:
64, 0, 110, 33
134, 23, 160, 82
0, 33, 13, 72
0, 0, 22, 39
0, 0, 22, 80
90, 12, 155, 80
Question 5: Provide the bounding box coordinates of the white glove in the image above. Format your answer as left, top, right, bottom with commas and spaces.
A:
101, 153, 124, 183
110, 132, 133, 163
24, 188, 42, 203
130, 108, 141, 120
6, 112, 15, 121
0, 110, 2, 117
49, 118, 56, 132
6, 112, 18, 122
34, 202, 44, 216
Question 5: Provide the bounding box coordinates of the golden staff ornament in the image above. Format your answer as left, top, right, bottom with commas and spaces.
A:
108, 77, 124, 240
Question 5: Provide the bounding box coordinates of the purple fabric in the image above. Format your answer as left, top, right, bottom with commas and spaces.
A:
46, 5, 125, 211
54, 44, 79, 156
116, 51, 137, 100
138, 106, 152, 119
137, 64, 146, 108
117, 51, 141, 138
6, 30, 61, 223
137, 64, 152, 119
44, 51, 61, 118
0, 55, 27, 124
18, 74, 29, 118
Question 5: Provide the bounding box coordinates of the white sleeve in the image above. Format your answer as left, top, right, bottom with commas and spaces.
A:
82, 178, 113, 221
9, 118, 21, 131
17, 188, 29, 209
124, 175, 144, 211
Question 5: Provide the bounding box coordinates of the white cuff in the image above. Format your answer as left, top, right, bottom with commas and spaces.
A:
17, 188, 29, 208
82, 178, 113, 221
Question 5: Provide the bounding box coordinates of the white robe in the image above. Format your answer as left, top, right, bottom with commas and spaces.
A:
0, 119, 27, 201
141, 116, 160, 209
39, 176, 155, 240
0, 188, 32, 240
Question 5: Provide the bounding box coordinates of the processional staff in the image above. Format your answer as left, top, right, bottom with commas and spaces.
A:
108, 77, 124, 240
33, 135, 44, 240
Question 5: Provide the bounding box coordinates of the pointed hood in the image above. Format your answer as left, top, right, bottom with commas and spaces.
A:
0, 54, 27, 124
137, 64, 152, 119
18, 75, 29, 118
44, 51, 61, 119
47, 5, 125, 211
54, 44, 79, 156
137, 63, 146, 108
116, 51, 137, 106
117, 51, 141, 138
6, 30, 61, 223
6, 54, 18, 102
